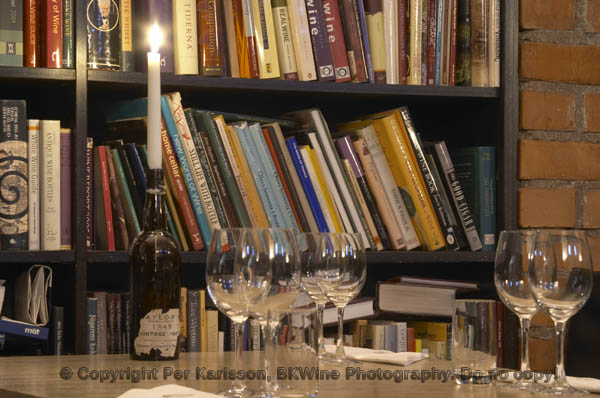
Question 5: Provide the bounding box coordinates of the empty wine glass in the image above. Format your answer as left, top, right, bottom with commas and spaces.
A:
529, 229, 594, 395
237, 228, 300, 398
494, 229, 538, 390
205, 228, 250, 398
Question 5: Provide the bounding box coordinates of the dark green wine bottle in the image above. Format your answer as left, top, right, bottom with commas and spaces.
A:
129, 168, 181, 360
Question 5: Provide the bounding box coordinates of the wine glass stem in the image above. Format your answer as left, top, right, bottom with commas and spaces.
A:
555, 321, 567, 387
317, 303, 325, 356
233, 321, 245, 392
261, 324, 273, 393
519, 316, 531, 372
335, 305, 346, 358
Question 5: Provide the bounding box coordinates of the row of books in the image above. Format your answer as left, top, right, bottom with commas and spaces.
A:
96, 93, 495, 252
0, 0, 74, 68
0, 100, 72, 251
80, 0, 500, 87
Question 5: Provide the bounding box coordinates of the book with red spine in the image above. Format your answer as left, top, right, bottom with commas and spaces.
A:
41, 0, 63, 68
98, 146, 116, 251
24, 0, 40, 67
86, 138, 94, 249
339, 0, 367, 82
398, 0, 408, 84
241, 0, 260, 78
426, 0, 438, 85
322, 0, 351, 82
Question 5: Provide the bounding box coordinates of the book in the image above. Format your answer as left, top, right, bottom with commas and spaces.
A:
252, 0, 280, 79
93, 147, 107, 250
51, 305, 64, 355
40, 120, 61, 250
355, 0, 375, 83
434, 0, 444, 85
488, 0, 500, 86
0, 318, 49, 341
338, 0, 367, 82
0, 0, 23, 66
120, 0, 135, 71
24, 0, 39, 67
105, 148, 129, 249
408, 0, 423, 84
98, 146, 116, 250
389, 275, 478, 291
135, 0, 174, 73
59, 128, 71, 249
28, 120, 41, 250
241, 0, 260, 78
86, 0, 120, 70
223, 0, 240, 77
172, 0, 199, 75
322, 0, 351, 82
305, 0, 335, 81
376, 281, 456, 317
164, 177, 189, 250
398, 0, 408, 84
206, 310, 219, 352
429, 141, 482, 251
197, 0, 224, 76
300, 145, 336, 232
0, 100, 28, 250
86, 295, 98, 354
90, 291, 108, 354
286, 0, 317, 81
322, 297, 376, 326
231, 0, 251, 78
426, 0, 438, 85
111, 148, 141, 240
365, 0, 387, 84
455, 0, 471, 86
62, 0, 73, 68
469, 0, 488, 86
106, 139, 144, 223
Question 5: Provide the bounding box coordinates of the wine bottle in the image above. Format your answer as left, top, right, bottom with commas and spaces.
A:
129, 168, 181, 360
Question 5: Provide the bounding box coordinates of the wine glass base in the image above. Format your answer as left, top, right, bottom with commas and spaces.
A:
495, 380, 535, 391
532, 384, 589, 396
217, 386, 254, 398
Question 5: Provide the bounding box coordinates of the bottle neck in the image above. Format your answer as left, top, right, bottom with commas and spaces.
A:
143, 168, 167, 231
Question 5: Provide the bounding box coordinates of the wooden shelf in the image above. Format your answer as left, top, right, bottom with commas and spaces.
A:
0, 66, 76, 82
87, 70, 500, 99
0, 250, 75, 264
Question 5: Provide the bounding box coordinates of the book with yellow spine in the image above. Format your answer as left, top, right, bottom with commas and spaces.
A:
252, 0, 281, 79
165, 179, 190, 251
306, 146, 343, 233
299, 146, 335, 233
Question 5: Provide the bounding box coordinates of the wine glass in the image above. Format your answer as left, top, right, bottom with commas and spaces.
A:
237, 228, 300, 398
317, 232, 366, 364
529, 229, 594, 395
205, 228, 250, 398
494, 229, 539, 390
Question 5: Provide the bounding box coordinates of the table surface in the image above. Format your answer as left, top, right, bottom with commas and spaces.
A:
0, 352, 593, 398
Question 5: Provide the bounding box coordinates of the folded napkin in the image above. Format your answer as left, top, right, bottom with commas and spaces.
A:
497, 371, 600, 393
324, 345, 428, 366
117, 384, 221, 398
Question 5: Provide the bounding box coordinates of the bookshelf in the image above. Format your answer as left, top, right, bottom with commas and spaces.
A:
0, 1, 518, 354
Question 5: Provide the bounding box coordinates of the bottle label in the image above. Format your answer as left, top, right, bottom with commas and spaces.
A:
134, 308, 180, 358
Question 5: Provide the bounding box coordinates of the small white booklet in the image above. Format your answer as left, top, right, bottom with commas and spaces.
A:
13, 265, 53, 326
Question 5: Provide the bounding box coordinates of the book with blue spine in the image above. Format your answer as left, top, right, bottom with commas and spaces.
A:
161, 95, 212, 245
248, 123, 300, 233
355, 0, 375, 84
86, 296, 98, 354
434, 0, 444, 85
0, 318, 49, 340
285, 136, 329, 232
234, 122, 284, 229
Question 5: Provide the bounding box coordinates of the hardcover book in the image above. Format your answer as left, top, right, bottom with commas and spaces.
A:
469, 0, 488, 86
241, 0, 260, 78
0, 0, 24, 66
62, 0, 74, 68
338, 0, 367, 82
28, 120, 41, 250
365, 0, 387, 84
271, 0, 299, 80
41, 0, 62, 68
322, 0, 351, 82
59, 128, 71, 249
222, 0, 241, 77
24, 0, 39, 67
120, 0, 135, 71
0, 100, 28, 250
198, 0, 224, 76
252, 0, 281, 79
86, 0, 120, 70
173, 0, 198, 74
304, 0, 335, 81
134, 0, 174, 73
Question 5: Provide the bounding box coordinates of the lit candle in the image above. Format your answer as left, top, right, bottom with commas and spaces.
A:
147, 23, 163, 170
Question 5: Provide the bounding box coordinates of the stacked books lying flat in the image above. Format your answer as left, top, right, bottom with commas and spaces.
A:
93, 94, 495, 251
0, 100, 72, 251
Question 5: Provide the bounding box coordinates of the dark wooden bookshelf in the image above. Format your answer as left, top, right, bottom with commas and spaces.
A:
0, 1, 519, 354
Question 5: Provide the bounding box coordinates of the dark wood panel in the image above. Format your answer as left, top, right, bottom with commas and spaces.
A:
0, 250, 75, 263
0, 66, 76, 81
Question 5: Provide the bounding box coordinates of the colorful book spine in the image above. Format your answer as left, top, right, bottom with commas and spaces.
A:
105, 148, 129, 249
322, 0, 351, 82
271, 0, 299, 80
62, 0, 73, 68
40, 120, 61, 250
60, 128, 71, 249
232, 0, 251, 78
173, 0, 199, 74
252, 0, 281, 79
0, 0, 23, 66
112, 148, 141, 238
164, 177, 188, 250
398, 0, 408, 84
355, 0, 375, 83
300, 146, 336, 232
426, 0, 438, 85
434, 0, 444, 85
241, 0, 260, 78
223, 0, 241, 77
41, 0, 62, 68
197, 0, 224, 76
24, 0, 39, 67
366, 0, 387, 84
85, 138, 94, 249
455, 0, 471, 86
305, 0, 335, 81
120, 0, 135, 71
28, 120, 41, 250
287, 0, 317, 81
86, 0, 120, 70
421, 0, 429, 85
338, 0, 367, 82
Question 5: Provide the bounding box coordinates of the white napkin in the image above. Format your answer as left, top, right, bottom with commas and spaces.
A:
324, 345, 428, 366
117, 384, 221, 398
497, 371, 600, 393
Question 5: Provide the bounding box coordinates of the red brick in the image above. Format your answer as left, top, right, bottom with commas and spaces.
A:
519, 139, 600, 180
583, 190, 600, 228
519, 187, 576, 227
520, 90, 575, 131
585, 94, 600, 132
520, 0, 575, 30
520, 42, 600, 85
588, 0, 600, 32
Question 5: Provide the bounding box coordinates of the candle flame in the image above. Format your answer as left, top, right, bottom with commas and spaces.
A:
149, 23, 162, 53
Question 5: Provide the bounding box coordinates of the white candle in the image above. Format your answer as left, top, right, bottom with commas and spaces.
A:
147, 24, 163, 170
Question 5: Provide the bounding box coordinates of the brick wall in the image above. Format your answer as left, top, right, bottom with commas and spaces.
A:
518, 0, 600, 372
518, 0, 600, 270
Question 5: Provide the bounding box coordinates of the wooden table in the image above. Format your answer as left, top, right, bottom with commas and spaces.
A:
0, 353, 591, 398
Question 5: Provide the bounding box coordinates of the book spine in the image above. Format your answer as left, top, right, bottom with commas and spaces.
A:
24, 0, 39, 67
355, 0, 375, 83
120, 0, 134, 71
93, 148, 107, 249
59, 128, 72, 249
455, 0, 470, 85
28, 120, 41, 250
85, 139, 94, 250
232, 0, 251, 78
41, 120, 61, 250
115, 294, 123, 354
305, 0, 335, 81
105, 147, 129, 249
122, 293, 131, 354
399, 106, 460, 250
163, 177, 188, 251
338, 0, 367, 82
123, 143, 147, 201
86, 0, 120, 70
151, 0, 174, 73
62, 0, 73, 68
366, 0, 387, 84
106, 293, 116, 353
252, 0, 281, 78
94, 293, 107, 354
198, 0, 224, 76
489, 0, 500, 87
285, 137, 329, 232
51, 306, 64, 355
42, 0, 62, 68
162, 97, 212, 245
271, 0, 299, 80
449, 0, 457, 86
0, 0, 23, 66
98, 146, 116, 250
87, 296, 98, 355
223, 0, 240, 77
322, 0, 351, 82
398, 0, 408, 84
426, 0, 437, 85
160, 124, 204, 251
409, 0, 422, 84
420, 0, 428, 85
300, 146, 336, 233
206, 310, 219, 352
433, 141, 482, 251
241, 0, 260, 77
287, 0, 317, 81
173, 0, 199, 75
112, 148, 141, 238
111, 141, 143, 222
469, 0, 488, 86
199, 290, 207, 352
479, 147, 495, 251
434, 0, 444, 85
